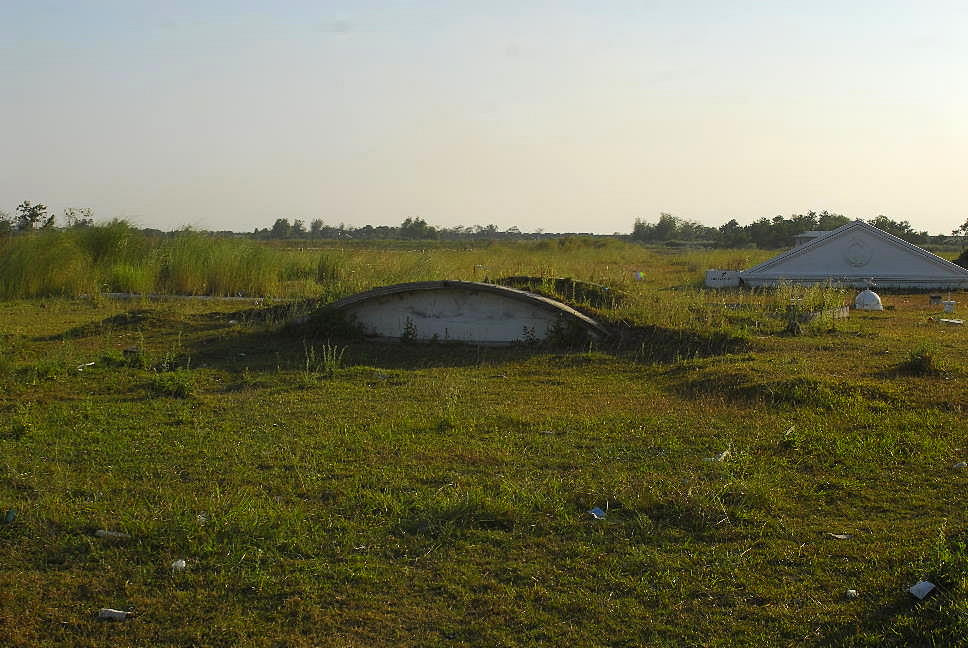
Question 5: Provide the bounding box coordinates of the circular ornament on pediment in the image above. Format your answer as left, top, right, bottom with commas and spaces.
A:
845, 238, 872, 268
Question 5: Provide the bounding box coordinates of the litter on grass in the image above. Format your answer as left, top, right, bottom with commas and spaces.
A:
827, 533, 852, 540
909, 581, 935, 600
703, 450, 731, 463
846, 589, 859, 599
954, 462, 967, 469
171, 559, 187, 571
94, 529, 130, 539
76, 362, 95, 371
2, 509, 16, 524
97, 609, 132, 621
588, 507, 606, 520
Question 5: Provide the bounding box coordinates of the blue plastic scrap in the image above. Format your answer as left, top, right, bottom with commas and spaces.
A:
588, 507, 605, 520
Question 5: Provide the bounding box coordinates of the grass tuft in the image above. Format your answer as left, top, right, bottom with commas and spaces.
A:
146, 369, 196, 398
897, 344, 947, 376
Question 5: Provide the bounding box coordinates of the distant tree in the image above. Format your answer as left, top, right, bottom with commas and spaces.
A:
400, 217, 438, 239
291, 219, 307, 237
310, 219, 324, 236
716, 219, 751, 247
15, 201, 48, 231
867, 215, 927, 244
732, 211, 849, 249
632, 213, 713, 243
0, 210, 12, 235
815, 210, 849, 230
953, 218, 968, 242
270, 218, 292, 238
954, 219, 968, 267
64, 207, 95, 228
631, 216, 657, 241
652, 213, 680, 240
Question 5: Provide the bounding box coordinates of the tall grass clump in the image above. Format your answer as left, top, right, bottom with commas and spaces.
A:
74, 219, 151, 265
0, 231, 95, 298
74, 220, 159, 293
105, 263, 158, 294
316, 251, 346, 284
897, 344, 947, 376
157, 231, 279, 296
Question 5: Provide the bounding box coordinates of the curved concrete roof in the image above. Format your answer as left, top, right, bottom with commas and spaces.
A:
326, 280, 609, 338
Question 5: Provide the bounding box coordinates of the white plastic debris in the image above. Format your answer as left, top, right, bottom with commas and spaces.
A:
588, 507, 606, 520
909, 581, 935, 599
171, 559, 187, 571
953, 462, 967, 469
827, 533, 852, 540
704, 450, 731, 463
97, 608, 131, 621
94, 529, 130, 539
76, 362, 95, 371
846, 589, 859, 599
939, 319, 964, 326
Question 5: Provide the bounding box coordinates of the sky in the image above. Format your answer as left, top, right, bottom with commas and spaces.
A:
2, 1, 966, 234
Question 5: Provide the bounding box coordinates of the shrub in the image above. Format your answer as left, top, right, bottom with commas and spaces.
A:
954, 248, 968, 269
147, 370, 195, 398
75, 220, 149, 266
898, 345, 947, 376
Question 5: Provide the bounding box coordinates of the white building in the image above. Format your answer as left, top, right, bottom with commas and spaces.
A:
707, 220, 968, 289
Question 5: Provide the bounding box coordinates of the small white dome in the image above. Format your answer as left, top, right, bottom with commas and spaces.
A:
855, 289, 883, 311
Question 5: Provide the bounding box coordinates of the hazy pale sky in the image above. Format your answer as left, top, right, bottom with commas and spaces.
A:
2, 1, 966, 234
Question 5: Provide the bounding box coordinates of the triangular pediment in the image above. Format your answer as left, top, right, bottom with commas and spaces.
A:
742, 221, 968, 285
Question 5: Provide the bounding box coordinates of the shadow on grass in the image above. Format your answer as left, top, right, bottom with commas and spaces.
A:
672, 366, 905, 411
35, 309, 168, 341
396, 492, 517, 541
37, 302, 753, 373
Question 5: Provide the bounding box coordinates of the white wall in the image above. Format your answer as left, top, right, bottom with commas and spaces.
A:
342, 288, 575, 343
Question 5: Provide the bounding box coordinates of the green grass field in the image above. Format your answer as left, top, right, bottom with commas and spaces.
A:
0, 236, 966, 646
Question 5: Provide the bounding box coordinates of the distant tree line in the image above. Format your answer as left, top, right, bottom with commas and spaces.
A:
0, 202, 94, 235
3, 200, 965, 252
631, 211, 951, 248
251, 216, 544, 241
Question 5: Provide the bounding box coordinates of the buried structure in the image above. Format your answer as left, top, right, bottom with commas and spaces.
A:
324, 280, 608, 344
706, 220, 968, 289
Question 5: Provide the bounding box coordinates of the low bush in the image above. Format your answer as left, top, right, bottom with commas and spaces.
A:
898, 345, 947, 376
147, 369, 195, 398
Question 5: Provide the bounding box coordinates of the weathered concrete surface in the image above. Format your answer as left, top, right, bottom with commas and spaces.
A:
326, 281, 608, 344
704, 270, 741, 288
